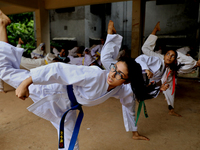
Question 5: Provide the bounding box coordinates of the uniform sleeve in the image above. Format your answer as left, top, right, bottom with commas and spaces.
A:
135, 55, 150, 72
118, 84, 137, 131
16, 44, 21, 48
142, 34, 164, 60
177, 51, 197, 74
30, 62, 93, 86
135, 54, 163, 74
52, 48, 59, 56
31, 52, 35, 58
101, 34, 122, 70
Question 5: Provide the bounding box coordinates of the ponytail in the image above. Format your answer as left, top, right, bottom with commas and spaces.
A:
118, 57, 159, 102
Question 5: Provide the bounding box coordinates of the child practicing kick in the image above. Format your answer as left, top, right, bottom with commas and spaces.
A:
142, 22, 200, 117
0, 11, 168, 150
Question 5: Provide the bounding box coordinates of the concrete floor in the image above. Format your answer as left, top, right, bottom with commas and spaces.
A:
0, 78, 200, 150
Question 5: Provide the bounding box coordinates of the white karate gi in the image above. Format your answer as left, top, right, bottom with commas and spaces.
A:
155, 49, 162, 54
68, 53, 95, 66
68, 47, 79, 57
31, 43, 45, 59
91, 44, 103, 66
18, 44, 57, 70
135, 54, 165, 83
0, 40, 137, 150
176, 46, 190, 55
142, 34, 197, 107
53, 47, 60, 56
21, 53, 57, 70
116, 49, 126, 60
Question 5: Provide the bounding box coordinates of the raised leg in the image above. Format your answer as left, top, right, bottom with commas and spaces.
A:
107, 20, 116, 34
0, 10, 11, 42
151, 21, 161, 35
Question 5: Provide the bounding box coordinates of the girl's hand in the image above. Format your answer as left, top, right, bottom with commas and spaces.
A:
15, 77, 33, 100
160, 82, 169, 91
132, 131, 150, 141
145, 70, 153, 79
15, 84, 29, 100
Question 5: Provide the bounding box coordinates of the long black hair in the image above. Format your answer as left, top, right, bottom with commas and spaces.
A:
118, 57, 159, 102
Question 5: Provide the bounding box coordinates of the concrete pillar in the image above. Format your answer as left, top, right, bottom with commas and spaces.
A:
35, 0, 50, 53
197, 3, 200, 77
131, 0, 145, 58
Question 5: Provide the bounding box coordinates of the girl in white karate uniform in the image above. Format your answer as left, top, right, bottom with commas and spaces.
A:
142, 22, 200, 116
0, 13, 164, 149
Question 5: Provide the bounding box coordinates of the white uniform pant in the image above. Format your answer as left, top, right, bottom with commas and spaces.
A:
20, 56, 46, 70
0, 41, 79, 150
161, 69, 176, 108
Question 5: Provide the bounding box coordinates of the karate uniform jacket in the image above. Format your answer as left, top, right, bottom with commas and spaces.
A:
0, 41, 138, 132
142, 34, 197, 107
142, 34, 197, 74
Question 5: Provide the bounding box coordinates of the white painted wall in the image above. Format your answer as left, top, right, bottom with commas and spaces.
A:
106, 1, 132, 49
49, 6, 85, 46
144, 1, 198, 39
85, 5, 102, 47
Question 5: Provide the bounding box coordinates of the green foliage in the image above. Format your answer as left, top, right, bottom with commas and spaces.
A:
7, 12, 36, 54
50, 41, 64, 50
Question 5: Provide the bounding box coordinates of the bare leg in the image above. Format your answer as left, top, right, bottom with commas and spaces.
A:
0, 10, 11, 42
18, 37, 24, 44
107, 20, 116, 34
151, 21, 161, 35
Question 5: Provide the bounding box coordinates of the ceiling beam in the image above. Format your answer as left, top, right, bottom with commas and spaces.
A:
45, 0, 128, 9
0, 5, 35, 15
0, 0, 38, 9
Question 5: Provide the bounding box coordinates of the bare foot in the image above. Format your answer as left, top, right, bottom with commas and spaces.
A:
168, 109, 182, 117
18, 38, 24, 44
0, 90, 6, 93
107, 20, 116, 34
154, 21, 161, 31
0, 10, 11, 26
196, 59, 200, 67
132, 131, 150, 141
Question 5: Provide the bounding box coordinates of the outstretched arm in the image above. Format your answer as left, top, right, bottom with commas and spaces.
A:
16, 76, 32, 100
15, 62, 101, 100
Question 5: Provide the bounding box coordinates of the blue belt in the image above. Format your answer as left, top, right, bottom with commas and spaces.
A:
59, 85, 84, 149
